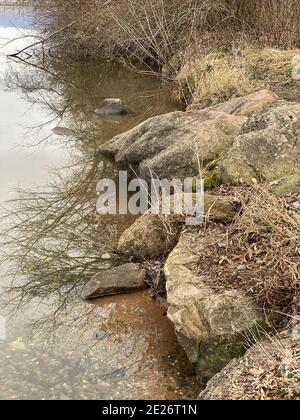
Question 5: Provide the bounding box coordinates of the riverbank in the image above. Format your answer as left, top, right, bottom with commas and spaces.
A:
95, 88, 300, 398
25, 1, 300, 108
2, 1, 300, 400
175, 46, 300, 108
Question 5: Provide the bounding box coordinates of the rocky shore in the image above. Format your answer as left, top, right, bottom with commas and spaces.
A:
84, 89, 300, 399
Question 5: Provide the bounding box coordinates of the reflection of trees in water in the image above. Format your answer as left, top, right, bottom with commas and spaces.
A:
0, 154, 121, 308
5, 45, 178, 146
0, 50, 176, 324
0, 64, 120, 314
0, 36, 199, 401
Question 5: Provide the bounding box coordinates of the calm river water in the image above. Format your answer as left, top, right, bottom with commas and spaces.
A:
0, 8, 199, 400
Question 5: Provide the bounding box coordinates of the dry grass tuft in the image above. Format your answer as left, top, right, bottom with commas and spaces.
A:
176, 51, 255, 108
201, 330, 300, 400
176, 46, 300, 108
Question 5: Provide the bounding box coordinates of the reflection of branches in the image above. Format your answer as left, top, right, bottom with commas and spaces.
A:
0, 150, 120, 311
6, 20, 79, 89
0, 31, 177, 333
4, 60, 98, 150
7, 21, 76, 60
9, 53, 79, 89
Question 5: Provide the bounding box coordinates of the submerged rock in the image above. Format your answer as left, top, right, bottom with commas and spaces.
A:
164, 231, 266, 383
82, 263, 146, 299
219, 101, 300, 190
95, 330, 109, 340
52, 126, 75, 136
95, 98, 127, 116
208, 89, 279, 117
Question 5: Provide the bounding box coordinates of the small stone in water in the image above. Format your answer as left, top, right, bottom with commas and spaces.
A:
52, 126, 75, 136
9, 338, 27, 351
95, 98, 127, 116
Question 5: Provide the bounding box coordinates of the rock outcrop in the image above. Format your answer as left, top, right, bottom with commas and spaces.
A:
208, 89, 279, 117
139, 115, 246, 182
164, 231, 266, 383
82, 263, 146, 299
219, 101, 300, 188
98, 90, 279, 184
99, 110, 247, 179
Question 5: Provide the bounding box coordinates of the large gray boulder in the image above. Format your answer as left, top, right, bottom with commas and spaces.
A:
165, 231, 266, 383
98, 109, 247, 179
82, 263, 146, 299
219, 101, 300, 188
117, 111, 245, 166
98, 90, 279, 185
98, 111, 186, 159
99, 110, 245, 161
139, 115, 245, 182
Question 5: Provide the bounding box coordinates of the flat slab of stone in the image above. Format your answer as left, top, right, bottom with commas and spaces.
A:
52, 126, 75, 136
82, 263, 147, 299
208, 89, 279, 117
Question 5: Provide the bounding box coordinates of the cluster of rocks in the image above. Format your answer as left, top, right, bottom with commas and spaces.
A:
82, 190, 266, 384
99, 90, 285, 185
83, 89, 300, 397
98, 90, 300, 196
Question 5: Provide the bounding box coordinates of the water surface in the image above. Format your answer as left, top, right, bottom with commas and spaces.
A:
0, 9, 199, 400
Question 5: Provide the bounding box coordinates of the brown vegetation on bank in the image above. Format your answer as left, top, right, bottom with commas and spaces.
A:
199, 331, 300, 400
193, 185, 300, 317
25, 0, 300, 109
28, 0, 300, 63
176, 47, 300, 108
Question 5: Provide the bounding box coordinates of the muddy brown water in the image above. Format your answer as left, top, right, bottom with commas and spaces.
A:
0, 9, 199, 400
